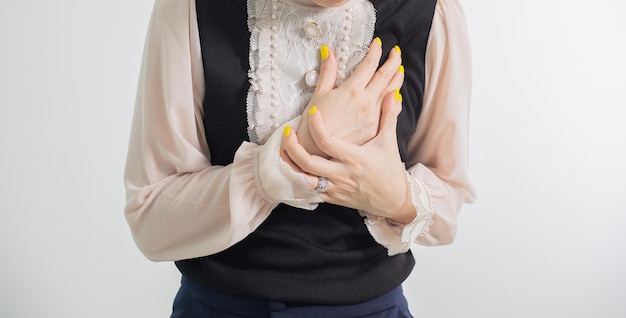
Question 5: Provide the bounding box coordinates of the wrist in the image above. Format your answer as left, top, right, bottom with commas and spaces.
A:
387, 170, 417, 225
388, 187, 416, 225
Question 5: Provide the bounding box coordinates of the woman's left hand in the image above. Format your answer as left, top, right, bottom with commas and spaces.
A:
281, 89, 415, 224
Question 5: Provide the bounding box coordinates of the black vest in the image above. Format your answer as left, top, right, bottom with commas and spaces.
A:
175, 0, 437, 305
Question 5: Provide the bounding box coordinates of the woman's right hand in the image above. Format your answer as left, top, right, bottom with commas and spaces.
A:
296, 38, 404, 158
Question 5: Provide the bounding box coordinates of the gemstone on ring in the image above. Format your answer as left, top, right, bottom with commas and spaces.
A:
315, 176, 328, 193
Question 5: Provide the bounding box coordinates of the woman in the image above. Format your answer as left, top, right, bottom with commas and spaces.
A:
124, 0, 475, 316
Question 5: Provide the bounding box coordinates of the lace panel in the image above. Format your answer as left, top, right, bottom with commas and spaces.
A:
247, 0, 376, 144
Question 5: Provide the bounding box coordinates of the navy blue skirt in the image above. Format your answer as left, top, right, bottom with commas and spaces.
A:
171, 276, 413, 318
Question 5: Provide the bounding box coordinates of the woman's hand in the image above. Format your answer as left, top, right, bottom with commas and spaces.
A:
282, 89, 416, 224
296, 39, 404, 158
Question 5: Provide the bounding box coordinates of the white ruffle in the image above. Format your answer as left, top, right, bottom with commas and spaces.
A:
256, 117, 323, 210
246, 0, 375, 144
360, 170, 434, 256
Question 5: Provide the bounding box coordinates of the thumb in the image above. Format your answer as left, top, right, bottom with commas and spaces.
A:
314, 45, 338, 94
377, 88, 402, 140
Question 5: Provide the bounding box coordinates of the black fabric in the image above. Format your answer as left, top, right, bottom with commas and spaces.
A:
175, 0, 437, 305
196, 0, 251, 166
370, 0, 437, 161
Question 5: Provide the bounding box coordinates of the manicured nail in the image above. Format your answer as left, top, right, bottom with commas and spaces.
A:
374, 37, 382, 46
320, 45, 329, 60
394, 88, 402, 102
393, 45, 402, 55
309, 105, 318, 116
283, 125, 291, 137
398, 65, 404, 74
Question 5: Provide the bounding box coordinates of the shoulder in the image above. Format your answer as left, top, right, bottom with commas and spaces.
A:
152, 0, 192, 23
433, 0, 468, 23
155, 0, 191, 10
146, 0, 194, 36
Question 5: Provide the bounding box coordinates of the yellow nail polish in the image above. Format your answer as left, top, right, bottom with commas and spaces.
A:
374, 37, 382, 46
394, 89, 401, 102
398, 65, 405, 74
309, 105, 317, 116
320, 45, 329, 60
394, 45, 402, 55
283, 125, 291, 137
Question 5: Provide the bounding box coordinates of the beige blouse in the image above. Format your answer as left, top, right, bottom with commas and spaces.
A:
124, 0, 476, 261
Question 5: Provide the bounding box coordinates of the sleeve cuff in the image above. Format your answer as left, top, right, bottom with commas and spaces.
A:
360, 170, 434, 256
256, 117, 322, 210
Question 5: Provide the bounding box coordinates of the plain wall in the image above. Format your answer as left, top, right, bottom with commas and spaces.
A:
0, 0, 624, 317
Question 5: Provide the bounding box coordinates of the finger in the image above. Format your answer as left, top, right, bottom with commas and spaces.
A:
344, 37, 383, 88
315, 45, 338, 94
283, 124, 344, 202
280, 148, 301, 173
308, 106, 360, 162
280, 126, 305, 173
378, 64, 405, 106
387, 65, 405, 96
375, 89, 402, 141
282, 126, 337, 191
366, 45, 403, 94
283, 122, 341, 178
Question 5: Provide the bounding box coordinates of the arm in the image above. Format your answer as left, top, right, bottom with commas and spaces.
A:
407, 0, 476, 245
406, 0, 477, 246
282, 0, 476, 255
368, 0, 476, 250
124, 0, 319, 262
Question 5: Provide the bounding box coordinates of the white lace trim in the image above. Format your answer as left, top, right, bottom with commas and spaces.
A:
403, 170, 434, 241
246, 0, 376, 144
359, 170, 434, 256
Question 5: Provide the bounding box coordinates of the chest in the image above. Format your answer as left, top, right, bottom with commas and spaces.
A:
196, 0, 436, 165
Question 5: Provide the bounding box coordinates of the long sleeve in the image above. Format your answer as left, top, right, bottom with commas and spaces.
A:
362, 0, 476, 254
124, 0, 320, 262
409, 0, 476, 245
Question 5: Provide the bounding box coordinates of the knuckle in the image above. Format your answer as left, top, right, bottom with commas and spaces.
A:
348, 86, 360, 99
375, 68, 389, 80
320, 62, 333, 73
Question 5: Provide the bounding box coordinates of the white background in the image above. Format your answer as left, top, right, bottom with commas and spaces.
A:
1, 0, 625, 317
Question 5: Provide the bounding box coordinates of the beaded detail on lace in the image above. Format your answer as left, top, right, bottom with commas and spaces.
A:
246, 0, 375, 144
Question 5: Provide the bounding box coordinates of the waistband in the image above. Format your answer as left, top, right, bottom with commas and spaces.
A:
180, 276, 405, 317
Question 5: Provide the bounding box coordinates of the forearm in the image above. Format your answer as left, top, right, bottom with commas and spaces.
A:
125, 142, 274, 261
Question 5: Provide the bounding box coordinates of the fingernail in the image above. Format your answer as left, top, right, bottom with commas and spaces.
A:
309, 105, 318, 116
398, 65, 404, 74
320, 45, 329, 60
283, 125, 291, 137
394, 88, 402, 102
393, 45, 402, 55
374, 37, 382, 46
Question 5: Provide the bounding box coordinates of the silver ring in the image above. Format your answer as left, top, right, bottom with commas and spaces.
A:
315, 177, 328, 193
